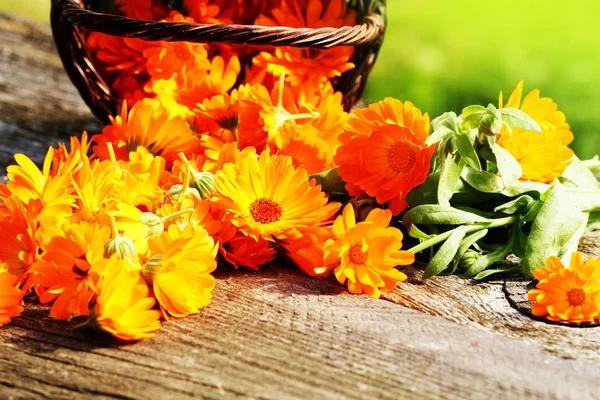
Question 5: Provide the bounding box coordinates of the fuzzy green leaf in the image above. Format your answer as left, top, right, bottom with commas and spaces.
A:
499, 108, 542, 132
462, 167, 504, 193
422, 227, 469, 279
438, 154, 466, 206
402, 205, 492, 226
473, 264, 519, 281
560, 156, 600, 189
449, 229, 489, 274
465, 244, 512, 278
455, 134, 482, 171
490, 144, 522, 186
494, 195, 536, 215
520, 188, 583, 277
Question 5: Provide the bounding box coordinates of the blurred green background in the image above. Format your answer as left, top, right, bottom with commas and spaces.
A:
2, 0, 598, 157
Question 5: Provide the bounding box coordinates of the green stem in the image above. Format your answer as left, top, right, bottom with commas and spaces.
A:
287, 112, 320, 121
161, 208, 194, 223
408, 215, 518, 254
108, 214, 120, 239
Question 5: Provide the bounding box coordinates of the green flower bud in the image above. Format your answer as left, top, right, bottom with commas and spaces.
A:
142, 254, 164, 285
104, 235, 138, 263
167, 184, 201, 202
141, 212, 164, 237
458, 249, 482, 271
190, 171, 215, 199
480, 114, 503, 136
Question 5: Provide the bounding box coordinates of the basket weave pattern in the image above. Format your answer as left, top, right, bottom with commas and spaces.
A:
51, 0, 387, 123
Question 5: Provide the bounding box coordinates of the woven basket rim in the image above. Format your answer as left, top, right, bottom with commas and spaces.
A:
56, 0, 385, 49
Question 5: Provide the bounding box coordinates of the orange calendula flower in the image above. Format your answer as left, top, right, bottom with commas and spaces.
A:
528, 253, 600, 324
216, 214, 276, 270
143, 12, 211, 80
253, 0, 356, 87
498, 81, 574, 183
183, 0, 234, 24
28, 221, 111, 320
116, 0, 169, 20
323, 205, 414, 298
0, 196, 39, 282
273, 124, 335, 175
213, 151, 340, 241
144, 224, 218, 318
280, 226, 331, 277
0, 264, 24, 326
92, 99, 203, 163
150, 55, 241, 115
335, 99, 434, 215
84, 256, 161, 341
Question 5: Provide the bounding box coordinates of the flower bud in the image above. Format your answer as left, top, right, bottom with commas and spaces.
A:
167, 184, 201, 202
458, 249, 481, 271
141, 212, 164, 237
480, 114, 503, 136
191, 171, 215, 199
104, 235, 138, 263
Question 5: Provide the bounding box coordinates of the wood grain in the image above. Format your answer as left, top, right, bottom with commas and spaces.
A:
1, 12, 600, 400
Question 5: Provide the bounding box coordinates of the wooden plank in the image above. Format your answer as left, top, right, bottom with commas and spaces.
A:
1, 12, 600, 399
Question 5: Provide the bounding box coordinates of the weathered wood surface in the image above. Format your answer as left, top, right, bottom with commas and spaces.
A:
1, 12, 600, 400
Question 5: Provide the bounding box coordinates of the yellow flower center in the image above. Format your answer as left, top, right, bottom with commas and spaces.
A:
567, 288, 586, 306
388, 142, 416, 174
349, 245, 368, 265
250, 198, 283, 224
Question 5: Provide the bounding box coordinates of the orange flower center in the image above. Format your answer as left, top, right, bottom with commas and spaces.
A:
250, 198, 283, 224
349, 245, 368, 264
567, 288, 586, 306
388, 142, 416, 174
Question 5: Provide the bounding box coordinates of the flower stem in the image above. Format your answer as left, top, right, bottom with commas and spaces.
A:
161, 208, 194, 223
408, 215, 518, 254
108, 213, 120, 239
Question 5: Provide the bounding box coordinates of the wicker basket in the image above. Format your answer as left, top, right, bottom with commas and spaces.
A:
50, 0, 387, 124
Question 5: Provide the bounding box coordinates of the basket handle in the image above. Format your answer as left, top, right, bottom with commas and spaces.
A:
54, 0, 385, 50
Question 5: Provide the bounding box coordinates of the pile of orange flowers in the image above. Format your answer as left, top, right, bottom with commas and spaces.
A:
0, 0, 598, 339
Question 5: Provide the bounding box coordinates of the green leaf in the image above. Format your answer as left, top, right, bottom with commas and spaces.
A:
464, 244, 512, 278
462, 167, 504, 193
512, 226, 529, 258
422, 227, 469, 279
310, 167, 348, 196
455, 134, 482, 171
462, 105, 486, 117
520, 187, 583, 277
406, 172, 441, 207
474, 264, 519, 281
449, 229, 489, 274
408, 224, 434, 241
588, 211, 600, 231
402, 205, 492, 226
502, 180, 552, 198
498, 108, 542, 132
494, 195, 536, 215
426, 126, 452, 147
490, 144, 522, 186
557, 211, 589, 261
561, 156, 599, 189
438, 154, 466, 206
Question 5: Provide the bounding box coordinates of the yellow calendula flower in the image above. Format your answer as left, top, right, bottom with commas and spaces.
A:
213, 151, 340, 241
498, 81, 574, 183
323, 204, 414, 298
84, 255, 162, 341
528, 253, 600, 324
143, 224, 218, 318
